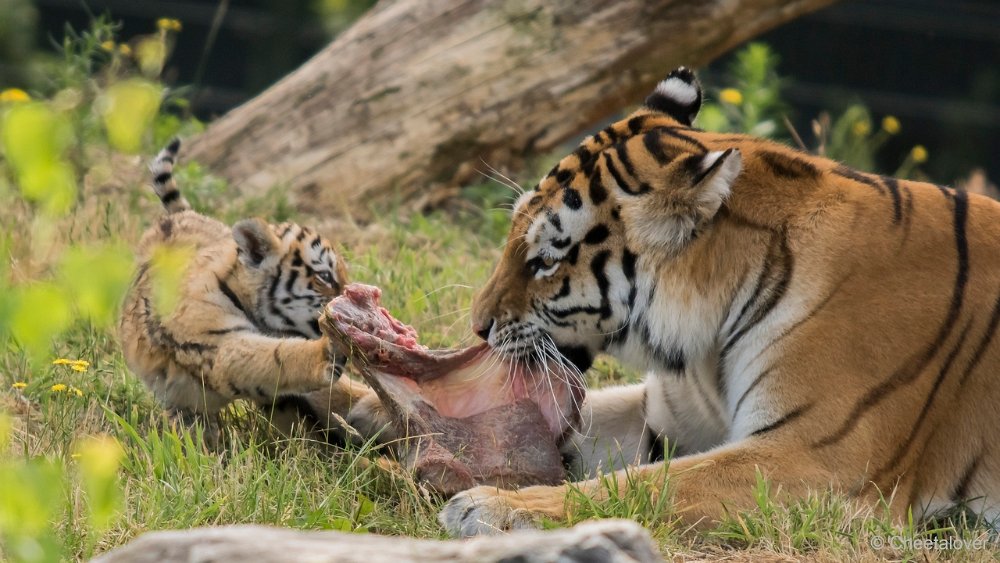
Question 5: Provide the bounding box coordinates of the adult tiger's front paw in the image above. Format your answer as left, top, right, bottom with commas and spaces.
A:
438, 484, 567, 538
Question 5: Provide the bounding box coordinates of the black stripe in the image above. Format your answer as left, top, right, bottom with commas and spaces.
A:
627, 115, 648, 135
814, 190, 970, 449
217, 277, 250, 318
160, 190, 181, 206
722, 232, 794, 360
583, 225, 609, 245
284, 269, 299, 293
875, 320, 974, 480
622, 248, 638, 312
588, 170, 608, 204
745, 271, 853, 369
750, 403, 812, 437
880, 176, 903, 225
951, 452, 983, 502
616, 142, 638, 178
959, 291, 1000, 387
159, 217, 173, 237
551, 237, 571, 249
832, 165, 885, 194
642, 130, 673, 165
603, 153, 647, 195
732, 367, 774, 420
154, 172, 172, 185
692, 148, 733, 185
658, 127, 707, 152
758, 150, 820, 180
205, 326, 253, 336
562, 187, 583, 210
553, 277, 571, 299
547, 211, 563, 232
646, 426, 665, 462
590, 250, 612, 319
644, 93, 698, 126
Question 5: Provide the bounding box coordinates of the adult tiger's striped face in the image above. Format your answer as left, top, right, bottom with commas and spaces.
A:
472, 67, 742, 372
233, 218, 348, 338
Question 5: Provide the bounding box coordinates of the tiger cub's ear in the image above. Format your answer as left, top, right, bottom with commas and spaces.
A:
644, 67, 702, 126
232, 218, 281, 268
620, 149, 741, 253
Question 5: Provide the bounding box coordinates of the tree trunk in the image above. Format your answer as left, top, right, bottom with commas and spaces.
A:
186, 0, 838, 220
92, 520, 662, 563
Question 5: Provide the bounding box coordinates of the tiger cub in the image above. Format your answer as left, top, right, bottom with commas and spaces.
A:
119, 139, 374, 440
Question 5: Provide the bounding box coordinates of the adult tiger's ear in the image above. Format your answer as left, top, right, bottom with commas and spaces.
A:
644, 67, 702, 126
232, 218, 281, 268
620, 148, 741, 253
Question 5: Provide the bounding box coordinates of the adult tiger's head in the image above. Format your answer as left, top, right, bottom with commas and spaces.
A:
232, 218, 348, 338
472, 67, 742, 372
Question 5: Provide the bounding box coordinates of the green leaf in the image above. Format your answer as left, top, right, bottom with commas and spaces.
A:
9, 282, 72, 363
58, 243, 134, 326
100, 79, 163, 154
0, 102, 77, 215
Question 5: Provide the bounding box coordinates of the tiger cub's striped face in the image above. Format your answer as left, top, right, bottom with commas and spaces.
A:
472, 68, 742, 373
233, 219, 347, 338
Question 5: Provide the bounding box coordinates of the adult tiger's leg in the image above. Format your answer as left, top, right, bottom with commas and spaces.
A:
440, 438, 841, 537
560, 383, 656, 478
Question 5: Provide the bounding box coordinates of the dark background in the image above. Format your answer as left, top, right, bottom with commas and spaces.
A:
16, 0, 1000, 183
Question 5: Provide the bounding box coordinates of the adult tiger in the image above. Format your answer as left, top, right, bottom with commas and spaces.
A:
119, 139, 378, 442
440, 67, 1000, 536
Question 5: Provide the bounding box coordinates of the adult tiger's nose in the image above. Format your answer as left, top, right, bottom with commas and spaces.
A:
473, 318, 494, 341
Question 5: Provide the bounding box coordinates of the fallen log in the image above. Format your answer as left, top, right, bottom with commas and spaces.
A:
185, 0, 839, 219
92, 519, 663, 563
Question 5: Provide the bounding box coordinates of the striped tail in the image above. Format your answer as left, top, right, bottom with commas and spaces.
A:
149, 138, 191, 214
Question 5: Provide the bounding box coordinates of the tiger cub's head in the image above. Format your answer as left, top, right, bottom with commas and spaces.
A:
472, 67, 742, 372
232, 219, 348, 338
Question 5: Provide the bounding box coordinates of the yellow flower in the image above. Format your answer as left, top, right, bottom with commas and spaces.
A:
50, 384, 67, 392
11, 382, 27, 389
101, 40, 116, 52
119, 44, 132, 57
881, 115, 900, 135
719, 88, 743, 105
54, 358, 89, 370
69, 386, 84, 397
851, 120, 871, 137
911, 145, 928, 163
0, 88, 31, 103
156, 18, 183, 32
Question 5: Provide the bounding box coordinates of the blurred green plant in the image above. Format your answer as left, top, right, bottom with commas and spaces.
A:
699, 43, 789, 139
701, 43, 929, 180
0, 415, 125, 561
313, 0, 379, 36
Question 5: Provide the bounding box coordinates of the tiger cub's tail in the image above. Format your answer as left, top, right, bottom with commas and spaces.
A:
149, 138, 191, 214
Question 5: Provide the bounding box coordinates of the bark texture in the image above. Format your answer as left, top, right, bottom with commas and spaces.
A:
92, 520, 662, 563
186, 0, 838, 219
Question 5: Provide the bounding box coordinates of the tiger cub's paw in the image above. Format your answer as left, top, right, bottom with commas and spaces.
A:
346, 391, 397, 444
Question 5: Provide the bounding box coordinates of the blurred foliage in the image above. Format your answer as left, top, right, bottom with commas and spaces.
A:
0, 415, 125, 561
701, 43, 930, 180
700, 43, 789, 139
313, 0, 379, 36
0, 15, 210, 561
